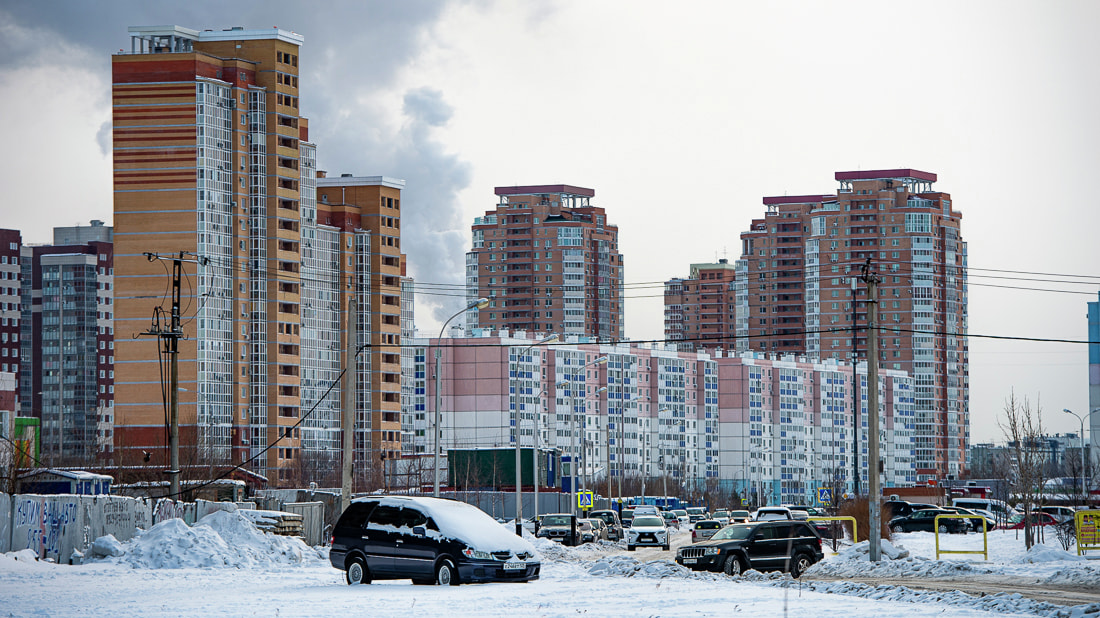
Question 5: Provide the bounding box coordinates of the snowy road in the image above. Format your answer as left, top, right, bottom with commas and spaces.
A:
4, 513, 1100, 617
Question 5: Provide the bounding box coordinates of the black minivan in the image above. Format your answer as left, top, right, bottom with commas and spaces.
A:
330, 496, 540, 585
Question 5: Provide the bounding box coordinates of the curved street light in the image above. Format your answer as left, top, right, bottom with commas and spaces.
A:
513, 334, 558, 536
433, 298, 489, 497
1063, 407, 1100, 506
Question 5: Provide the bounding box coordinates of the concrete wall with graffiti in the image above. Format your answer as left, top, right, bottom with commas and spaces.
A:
1, 493, 237, 562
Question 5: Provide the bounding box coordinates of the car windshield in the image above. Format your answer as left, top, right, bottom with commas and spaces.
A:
632, 516, 664, 527
541, 516, 572, 526
672, 510, 687, 517
730, 511, 750, 519
711, 524, 754, 540
713, 510, 729, 517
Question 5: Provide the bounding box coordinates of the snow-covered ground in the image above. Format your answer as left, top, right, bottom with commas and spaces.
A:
2, 513, 1099, 617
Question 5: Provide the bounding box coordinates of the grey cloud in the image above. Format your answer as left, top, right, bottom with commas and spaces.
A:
96, 121, 112, 157
3, 0, 473, 326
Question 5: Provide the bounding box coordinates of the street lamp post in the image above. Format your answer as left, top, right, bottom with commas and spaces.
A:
1063, 407, 1099, 506
434, 298, 489, 498
514, 334, 558, 536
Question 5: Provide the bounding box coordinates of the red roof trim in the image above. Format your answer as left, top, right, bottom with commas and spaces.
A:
762, 194, 832, 205
494, 184, 595, 198
834, 169, 937, 182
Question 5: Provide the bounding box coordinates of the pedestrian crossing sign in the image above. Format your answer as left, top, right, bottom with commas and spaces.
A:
577, 491, 594, 509
817, 487, 833, 505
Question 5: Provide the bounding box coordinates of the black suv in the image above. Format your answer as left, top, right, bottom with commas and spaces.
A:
888, 508, 969, 534
330, 496, 540, 585
675, 521, 824, 578
536, 513, 579, 546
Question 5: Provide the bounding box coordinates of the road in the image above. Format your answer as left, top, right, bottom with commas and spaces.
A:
802, 573, 1100, 607
607, 529, 1100, 608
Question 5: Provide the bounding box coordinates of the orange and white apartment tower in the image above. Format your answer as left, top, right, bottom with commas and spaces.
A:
112, 26, 402, 487
465, 185, 624, 341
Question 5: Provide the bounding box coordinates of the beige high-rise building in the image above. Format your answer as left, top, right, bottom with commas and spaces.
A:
112, 25, 401, 488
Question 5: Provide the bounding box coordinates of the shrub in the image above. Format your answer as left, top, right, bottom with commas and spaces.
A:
838, 496, 892, 543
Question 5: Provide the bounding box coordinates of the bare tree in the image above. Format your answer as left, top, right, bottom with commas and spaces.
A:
999, 391, 1047, 549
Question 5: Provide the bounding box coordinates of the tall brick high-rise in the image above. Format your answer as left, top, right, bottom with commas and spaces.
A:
665, 169, 968, 480
111, 26, 398, 487
664, 259, 738, 352
466, 185, 623, 340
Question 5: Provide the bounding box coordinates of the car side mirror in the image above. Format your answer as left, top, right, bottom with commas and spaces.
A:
412, 526, 426, 537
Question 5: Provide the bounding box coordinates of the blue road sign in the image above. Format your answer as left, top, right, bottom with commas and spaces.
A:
578, 491, 594, 509
817, 487, 833, 505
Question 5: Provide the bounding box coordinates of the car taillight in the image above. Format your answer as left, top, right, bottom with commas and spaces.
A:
692, 532, 697, 541
329, 535, 335, 546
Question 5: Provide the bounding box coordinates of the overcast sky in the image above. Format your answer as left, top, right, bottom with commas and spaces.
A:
2, 1, 1098, 443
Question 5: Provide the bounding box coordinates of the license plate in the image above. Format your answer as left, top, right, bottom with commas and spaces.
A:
503, 562, 525, 571
682, 558, 697, 564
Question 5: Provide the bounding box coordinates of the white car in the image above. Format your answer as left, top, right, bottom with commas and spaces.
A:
671, 509, 691, 527
754, 506, 794, 521
626, 515, 669, 551
632, 505, 660, 517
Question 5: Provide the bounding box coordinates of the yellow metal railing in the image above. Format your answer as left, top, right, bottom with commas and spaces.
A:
934, 514, 987, 560
808, 516, 858, 544
1074, 509, 1100, 556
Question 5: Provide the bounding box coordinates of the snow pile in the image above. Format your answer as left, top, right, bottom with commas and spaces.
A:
0, 549, 53, 572
1020, 543, 1085, 563
92, 510, 323, 569
794, 579, 1090, 617
587, 555, 711, 580
90, 534, 124, 558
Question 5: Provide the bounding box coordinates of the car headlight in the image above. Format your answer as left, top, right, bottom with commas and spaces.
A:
462, 548, 492, 560
704, 547, 721, 555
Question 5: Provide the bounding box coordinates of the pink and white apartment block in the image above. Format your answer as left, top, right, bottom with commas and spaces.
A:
403, 330, 915, 505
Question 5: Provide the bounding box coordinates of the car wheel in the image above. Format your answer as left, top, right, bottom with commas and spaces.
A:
938, 524, 948, 534
435, 559, 458, 586
790, 553, 813, 579
627, 545, 635, 552
723, 555, 744, 577
345, 556, 370, 585
891, 525, 903, 533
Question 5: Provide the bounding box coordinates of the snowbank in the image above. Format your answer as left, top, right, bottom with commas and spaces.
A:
0, 549, 54, 572
89, 510, 323, 569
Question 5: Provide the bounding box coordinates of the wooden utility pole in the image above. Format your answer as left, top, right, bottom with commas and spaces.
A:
341, 297, 357, 513
862, 259, 882, 562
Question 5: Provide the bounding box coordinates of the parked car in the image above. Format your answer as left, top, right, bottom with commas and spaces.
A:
754, 506, 794, 521
576, 519, 599, 543
952, 497, 1017, 520
330, 495, 540, 585
1007, 512, 1060, 530
691, 519, 723, 543
883, 500, 938, 520
626, 514, 670, 551
1037, 506, 1077, 524
728, 510, 752, 524
686, 507, 708, 523
536, 513, 580, 545
888, 508, 969, 534
620, 508, 635, 527
675, 520, 824, 578
589, 509, 623, 542
939, 506, 996, 532
661, 510, 681, 529
711, 510, 731, 525
671, 509, 691, 528
632, 505, 660, 517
